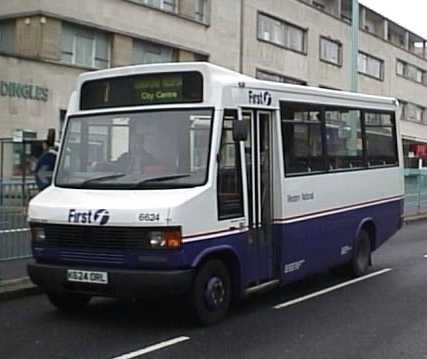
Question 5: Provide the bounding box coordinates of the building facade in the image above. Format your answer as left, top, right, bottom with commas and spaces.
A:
0, 0, 427, 163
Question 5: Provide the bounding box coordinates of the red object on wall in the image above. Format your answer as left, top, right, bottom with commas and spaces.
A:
409, 144, 427, 158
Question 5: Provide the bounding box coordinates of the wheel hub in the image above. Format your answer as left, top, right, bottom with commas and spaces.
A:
205, 276, 225, 310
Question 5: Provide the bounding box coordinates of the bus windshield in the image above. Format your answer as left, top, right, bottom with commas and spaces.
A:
55, 108, 213, 189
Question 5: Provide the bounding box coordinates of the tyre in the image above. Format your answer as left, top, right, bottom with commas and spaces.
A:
351, 229, 372, 277
191, 260, 232, 325
47, 292, 91, 312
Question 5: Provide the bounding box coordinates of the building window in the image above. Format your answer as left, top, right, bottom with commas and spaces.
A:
258, 13, 306, 53
133, 39, 176, 64
402, 101, 427, 124
194, 0, 208, 22
61, 23, 110, 69
141, 0, 177, 12
256, 69, 307, 85
0, 20, 15, 54
396, 59, 426, 85
358, 52, 383, 80
130, 0, 209, 23
320, 37, 342, 66
313, 1, 325, 11
217, 110, 244, 220
396, 60, 405, 76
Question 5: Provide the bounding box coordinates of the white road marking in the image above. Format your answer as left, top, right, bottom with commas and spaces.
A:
111, 336, 190, 359
0, 228, 30, 234
274, 268, 392, 310
424, 254, 427, 258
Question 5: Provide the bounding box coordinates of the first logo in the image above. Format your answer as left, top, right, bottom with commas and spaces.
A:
68, 209, 110, 225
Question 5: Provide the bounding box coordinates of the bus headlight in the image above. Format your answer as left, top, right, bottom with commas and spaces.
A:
31, 226, 46, 242
149, 231, 166, 248
148, 229, 182, 249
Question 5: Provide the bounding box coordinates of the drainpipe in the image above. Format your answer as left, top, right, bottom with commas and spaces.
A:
239, 0, 245, 73
351, 0, 359, 92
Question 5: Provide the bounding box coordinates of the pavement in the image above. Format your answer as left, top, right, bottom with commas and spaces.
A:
0, 258, 40, 300
2, 219, 427, 358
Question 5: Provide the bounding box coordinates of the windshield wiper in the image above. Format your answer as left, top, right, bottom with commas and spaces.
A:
131, 174, 191, 188
79, 173, 127, 187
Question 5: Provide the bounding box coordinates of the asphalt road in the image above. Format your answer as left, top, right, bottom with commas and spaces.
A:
1, 221, 427, 359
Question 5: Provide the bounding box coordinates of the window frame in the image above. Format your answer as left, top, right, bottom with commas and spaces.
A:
61, 23, 111, 69
217, 109, 244, 220
257, 12, 308, 55
400, 101, 427, 124
358, 51, 384, 81
126, 0, 210, 24
0, 20, 16, 54
319, 36, 342, 67
256, 68, 307, 85
396, 58, 427, 86
132, 38, 177, 65
280, 101, 399, 178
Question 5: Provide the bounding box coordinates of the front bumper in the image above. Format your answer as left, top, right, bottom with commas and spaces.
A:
28, 263, 195, 298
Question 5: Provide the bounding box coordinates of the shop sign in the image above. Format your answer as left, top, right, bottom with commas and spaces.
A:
0, 80, 49, 102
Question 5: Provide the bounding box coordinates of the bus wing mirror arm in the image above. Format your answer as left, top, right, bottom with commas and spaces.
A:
233, 120, 248, 142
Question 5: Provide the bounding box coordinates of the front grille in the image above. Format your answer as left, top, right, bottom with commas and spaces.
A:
43, 224, 151, 251
59, 250, 126, 264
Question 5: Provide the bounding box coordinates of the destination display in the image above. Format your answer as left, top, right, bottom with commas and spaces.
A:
80, 71, 203, 110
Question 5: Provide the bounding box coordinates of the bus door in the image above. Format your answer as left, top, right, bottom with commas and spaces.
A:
242, 110, 275, 282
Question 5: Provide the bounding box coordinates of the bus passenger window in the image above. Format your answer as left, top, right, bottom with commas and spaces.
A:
325, 109, 363, 170
281, 103, 325, 175
364, 112, 398, 166
217, 110, 244, 220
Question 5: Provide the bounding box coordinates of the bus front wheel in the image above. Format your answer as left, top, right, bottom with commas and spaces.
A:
47, 292, 91, 312
191, 259, 231, 325
351, 229, 372, 277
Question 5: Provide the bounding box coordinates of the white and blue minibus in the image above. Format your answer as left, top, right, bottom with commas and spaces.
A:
28, 63, 404, 324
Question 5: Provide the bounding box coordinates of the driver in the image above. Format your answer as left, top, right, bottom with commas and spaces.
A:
116, 133, 158, 174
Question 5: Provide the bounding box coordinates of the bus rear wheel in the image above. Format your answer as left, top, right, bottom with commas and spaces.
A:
47, 292, 91, 312
191, 260, 231, 325
351, 229, 372, 277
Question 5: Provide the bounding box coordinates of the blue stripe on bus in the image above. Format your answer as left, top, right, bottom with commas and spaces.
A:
34, 199, 403, 290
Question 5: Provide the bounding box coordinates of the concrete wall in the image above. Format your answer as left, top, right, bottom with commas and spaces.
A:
111, 34, 133, 67
244, 0, 352, 89
0, 0, 241, 70
15, 16, 61, 61
0, 55, 83, 139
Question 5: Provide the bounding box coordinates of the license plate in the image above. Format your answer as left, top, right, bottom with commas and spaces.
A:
67, 270, 108, 285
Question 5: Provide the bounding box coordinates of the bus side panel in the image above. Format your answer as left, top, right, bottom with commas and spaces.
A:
277, 199, 402, 285
184, 232, 258, 288
369, 199, 404, 249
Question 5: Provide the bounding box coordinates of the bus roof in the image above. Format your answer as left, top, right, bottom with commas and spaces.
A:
75, 62, 397, 110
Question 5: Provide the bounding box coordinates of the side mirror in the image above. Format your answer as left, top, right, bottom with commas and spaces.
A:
46, 128, 56, 147
233, 120, 248, 142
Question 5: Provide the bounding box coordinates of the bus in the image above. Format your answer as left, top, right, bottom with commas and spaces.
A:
28, 63, 404, 324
